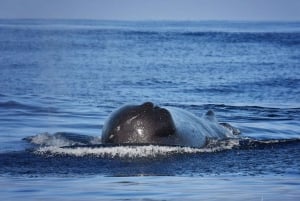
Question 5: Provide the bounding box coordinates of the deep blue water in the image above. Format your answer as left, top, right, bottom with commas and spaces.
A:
0, 19, 300, 200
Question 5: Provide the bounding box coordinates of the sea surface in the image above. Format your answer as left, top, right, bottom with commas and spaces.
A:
0, 19, 300, 200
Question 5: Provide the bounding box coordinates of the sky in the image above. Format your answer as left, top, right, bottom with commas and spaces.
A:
0, 0, 299, 21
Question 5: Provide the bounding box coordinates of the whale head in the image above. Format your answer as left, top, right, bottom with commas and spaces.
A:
101, 102, 176, 145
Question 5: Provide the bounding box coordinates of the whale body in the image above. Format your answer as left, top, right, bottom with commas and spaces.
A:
101, 102, 239, 148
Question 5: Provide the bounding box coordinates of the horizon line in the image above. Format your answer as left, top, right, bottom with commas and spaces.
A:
0, 17, 300, 23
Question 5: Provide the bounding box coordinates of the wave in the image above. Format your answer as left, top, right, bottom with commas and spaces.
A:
164, 102, 300, 118
33, 143, 238, 158
26, 132, 300, 158
0, 100, 58, 113
25, 132, 239, 157
0, 100, 32, 109
3, 21, 299, 46
182, 31, 300, 41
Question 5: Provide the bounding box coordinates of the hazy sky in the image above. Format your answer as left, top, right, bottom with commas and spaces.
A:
0, 0, 299, 21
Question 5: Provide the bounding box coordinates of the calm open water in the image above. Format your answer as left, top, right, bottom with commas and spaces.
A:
0, 19, 300, 200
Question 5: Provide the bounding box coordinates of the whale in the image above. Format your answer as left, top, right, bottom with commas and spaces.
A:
102, 102, 240, 148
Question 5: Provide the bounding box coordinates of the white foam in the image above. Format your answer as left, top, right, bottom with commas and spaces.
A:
34, 139, 240, 158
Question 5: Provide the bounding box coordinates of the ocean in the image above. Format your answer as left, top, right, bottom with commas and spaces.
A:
0, 19, 299, 200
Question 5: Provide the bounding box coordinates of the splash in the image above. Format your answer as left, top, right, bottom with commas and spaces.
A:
24, 132, 102, 147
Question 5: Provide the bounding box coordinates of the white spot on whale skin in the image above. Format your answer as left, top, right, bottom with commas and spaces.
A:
126, 115, 139, 124
137, 128, 144, 136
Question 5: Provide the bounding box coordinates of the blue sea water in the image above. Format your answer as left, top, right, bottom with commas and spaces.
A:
0, 19, 300, 200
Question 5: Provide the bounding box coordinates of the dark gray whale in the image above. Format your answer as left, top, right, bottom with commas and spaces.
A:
102, 102, 240, 148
